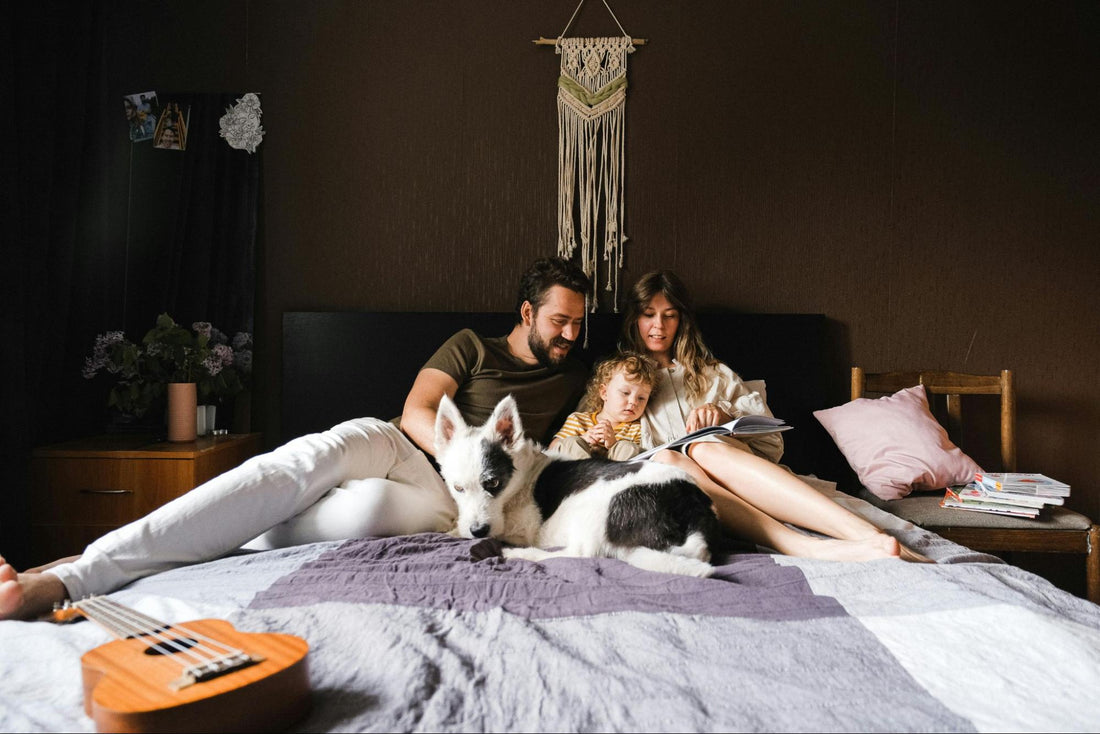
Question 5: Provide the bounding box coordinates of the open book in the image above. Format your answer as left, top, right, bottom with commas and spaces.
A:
631, 415, 791, 462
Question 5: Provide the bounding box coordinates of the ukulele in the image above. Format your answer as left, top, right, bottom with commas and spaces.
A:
52, 596, 310, 733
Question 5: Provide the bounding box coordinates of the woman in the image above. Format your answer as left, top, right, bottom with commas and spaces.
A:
621, 270, 926, 563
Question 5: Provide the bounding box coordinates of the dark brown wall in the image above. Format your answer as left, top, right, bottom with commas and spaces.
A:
109, 1, 1099, 520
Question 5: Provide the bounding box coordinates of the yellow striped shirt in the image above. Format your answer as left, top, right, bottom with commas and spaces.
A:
553, 411, 643, 445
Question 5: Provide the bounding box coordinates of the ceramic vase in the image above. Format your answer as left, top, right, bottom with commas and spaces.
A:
167, 382, 198, 442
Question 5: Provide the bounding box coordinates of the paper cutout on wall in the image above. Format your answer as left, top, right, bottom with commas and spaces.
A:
123, 91, 159, 142
219, 93, 264, 153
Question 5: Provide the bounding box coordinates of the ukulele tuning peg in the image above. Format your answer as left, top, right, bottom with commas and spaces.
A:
50, 600, 83, 624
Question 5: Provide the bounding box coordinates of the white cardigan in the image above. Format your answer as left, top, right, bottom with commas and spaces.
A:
641, 361, 784, 463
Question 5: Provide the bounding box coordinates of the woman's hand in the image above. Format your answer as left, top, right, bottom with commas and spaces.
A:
685, 403, 731, 433
583, 420, 615, 449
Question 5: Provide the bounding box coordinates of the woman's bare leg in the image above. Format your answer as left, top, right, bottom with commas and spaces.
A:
651, 451, 901, 562
689, 441, 889, 538
684, 443, 930, 563
0, 556, 68, 621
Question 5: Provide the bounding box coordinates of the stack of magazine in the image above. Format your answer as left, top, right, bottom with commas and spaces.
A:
940, 472, 1070, 519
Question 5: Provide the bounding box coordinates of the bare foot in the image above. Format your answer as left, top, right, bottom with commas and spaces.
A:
800, 534, 902, 563
0, 556, 68, 621
0, 560, 19, 614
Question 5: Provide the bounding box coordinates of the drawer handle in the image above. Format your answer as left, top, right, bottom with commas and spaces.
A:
78, 489, 134, 495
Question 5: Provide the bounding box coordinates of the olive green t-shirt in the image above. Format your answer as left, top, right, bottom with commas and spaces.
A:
422, 329, 588, 445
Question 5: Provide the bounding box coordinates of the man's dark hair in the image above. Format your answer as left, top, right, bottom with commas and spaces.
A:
514, 257, 591, 323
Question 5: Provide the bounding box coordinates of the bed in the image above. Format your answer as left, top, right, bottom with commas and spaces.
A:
4, 311, 1100, 733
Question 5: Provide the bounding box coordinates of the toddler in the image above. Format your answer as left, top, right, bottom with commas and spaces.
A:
549, 353, 657, 461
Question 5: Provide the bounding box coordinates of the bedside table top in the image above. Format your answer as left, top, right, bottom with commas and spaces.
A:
32, 433, 263, 460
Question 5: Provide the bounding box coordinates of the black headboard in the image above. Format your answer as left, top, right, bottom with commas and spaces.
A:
282, 311, 839, 475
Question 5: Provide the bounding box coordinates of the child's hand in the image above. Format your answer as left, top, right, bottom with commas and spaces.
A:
583, 420, 615, 449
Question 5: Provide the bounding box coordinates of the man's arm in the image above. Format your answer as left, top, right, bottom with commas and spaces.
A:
401, 367, 460, 456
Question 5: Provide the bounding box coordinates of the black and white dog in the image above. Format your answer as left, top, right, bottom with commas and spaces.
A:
434, 394, 720, 577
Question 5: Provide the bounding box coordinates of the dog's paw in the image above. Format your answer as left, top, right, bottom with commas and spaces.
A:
621, 547, 715, 577
501, 546, 552, 563
680, 559, 715, 578
469, 538, 504, 562
661, 554, 714, 578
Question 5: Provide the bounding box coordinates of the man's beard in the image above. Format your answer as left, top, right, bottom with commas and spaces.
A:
528, 323, 574, 369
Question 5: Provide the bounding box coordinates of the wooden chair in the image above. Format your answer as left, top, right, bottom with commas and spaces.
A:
851, 367, 1099, 605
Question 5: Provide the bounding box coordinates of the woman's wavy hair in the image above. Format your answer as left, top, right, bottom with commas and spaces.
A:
618, 270, 717, 402
580, 352, 658, 412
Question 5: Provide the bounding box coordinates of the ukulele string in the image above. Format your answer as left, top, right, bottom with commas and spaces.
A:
104, 600, 254, 660
80, 597, 207, 665
92, 596, 252, 663
89, 596, 247, 661
77, 597, 170, 648
80, 597, 245, 670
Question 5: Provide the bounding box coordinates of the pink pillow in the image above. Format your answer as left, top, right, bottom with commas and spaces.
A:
813, 385, 982, 501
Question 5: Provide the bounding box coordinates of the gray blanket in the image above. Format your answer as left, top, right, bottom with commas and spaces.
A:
3, 492, 1100, 732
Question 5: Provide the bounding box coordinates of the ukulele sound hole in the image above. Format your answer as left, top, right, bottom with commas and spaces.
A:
143, 638, 199, 655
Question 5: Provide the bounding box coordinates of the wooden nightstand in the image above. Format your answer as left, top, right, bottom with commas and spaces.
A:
30, 432, 263, 565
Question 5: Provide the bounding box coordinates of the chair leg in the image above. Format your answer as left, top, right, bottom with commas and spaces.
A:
1088, 525, 1100, 606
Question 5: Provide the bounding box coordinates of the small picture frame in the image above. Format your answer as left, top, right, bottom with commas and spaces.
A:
153, 101, 190, 151
123, 91, 159, 143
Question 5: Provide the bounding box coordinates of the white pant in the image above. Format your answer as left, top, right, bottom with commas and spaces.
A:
49, 418, 457, 599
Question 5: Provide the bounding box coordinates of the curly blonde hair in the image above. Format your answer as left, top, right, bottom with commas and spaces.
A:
580, 352, 658, 413
618, 270, 718, 403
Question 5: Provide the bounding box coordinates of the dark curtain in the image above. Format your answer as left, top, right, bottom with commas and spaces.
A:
2, 2, 113, 569
122, 92, 260, 337
166, 94, 259, 336
1, 4, 259, 568
122, 93, 260, 337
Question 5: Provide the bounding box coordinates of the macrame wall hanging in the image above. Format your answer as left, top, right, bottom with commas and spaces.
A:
536, 0, 645, 311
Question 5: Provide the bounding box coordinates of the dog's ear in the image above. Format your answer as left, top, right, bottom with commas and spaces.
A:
489, 395, 524, 450
434, 394, 465, 452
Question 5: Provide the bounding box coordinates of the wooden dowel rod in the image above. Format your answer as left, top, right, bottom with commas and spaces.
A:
533, 36, 646, 45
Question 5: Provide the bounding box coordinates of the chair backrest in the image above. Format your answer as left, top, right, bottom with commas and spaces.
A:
851, 368, 1016, 472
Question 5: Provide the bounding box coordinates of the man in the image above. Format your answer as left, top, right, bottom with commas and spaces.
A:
401, 257, 589, 454
0, 257, 590, 621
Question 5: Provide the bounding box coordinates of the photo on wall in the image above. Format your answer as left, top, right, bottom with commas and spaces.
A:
153, 101, 190, 151
123, 90, 159, 142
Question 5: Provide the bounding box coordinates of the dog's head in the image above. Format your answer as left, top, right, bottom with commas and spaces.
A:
434, 394, 527, 539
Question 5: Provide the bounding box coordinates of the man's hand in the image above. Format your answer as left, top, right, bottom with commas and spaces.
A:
685, 403, 731, 433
